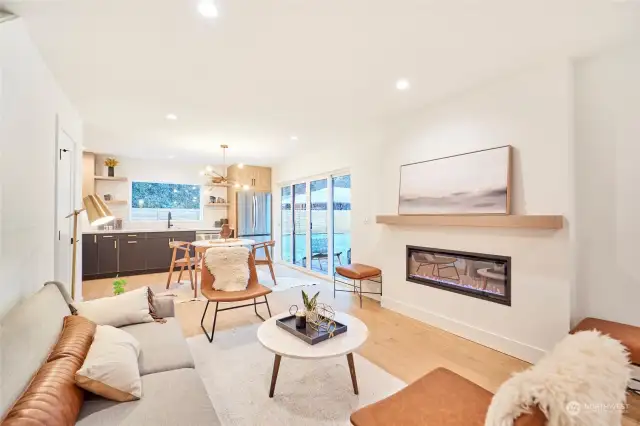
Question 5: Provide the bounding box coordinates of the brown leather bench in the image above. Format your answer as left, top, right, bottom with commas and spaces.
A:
571, 317, 640, 393
334, 264, 382, 308
350, 368, 546, 426
571, 317, 640, 365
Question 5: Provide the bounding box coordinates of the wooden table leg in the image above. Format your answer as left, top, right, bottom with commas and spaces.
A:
269, 354, 282, 398
347, 353, 359, 395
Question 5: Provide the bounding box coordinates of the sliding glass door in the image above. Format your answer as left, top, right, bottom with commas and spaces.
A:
293, 183, 307, 267
333, 175, 351, 272
310, 179, 328, 274
280, 187, 293, 263
280, 173, 350, 275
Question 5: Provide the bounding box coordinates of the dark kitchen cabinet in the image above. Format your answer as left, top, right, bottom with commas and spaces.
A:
83, 230, 197, 279
145, 237, 173, 270
97, 236, 118, 274
118, 237, 146, 273
82, 234, 99, 276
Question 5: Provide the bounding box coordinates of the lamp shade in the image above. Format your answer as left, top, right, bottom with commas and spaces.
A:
83, 194, 115, 226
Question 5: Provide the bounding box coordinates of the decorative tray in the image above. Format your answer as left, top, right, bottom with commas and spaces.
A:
276, 315, 348, 345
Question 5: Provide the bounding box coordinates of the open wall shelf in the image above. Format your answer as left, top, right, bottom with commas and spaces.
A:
94, 176, 128, 182
205, 203, 230, 207
376, 215, 564, 230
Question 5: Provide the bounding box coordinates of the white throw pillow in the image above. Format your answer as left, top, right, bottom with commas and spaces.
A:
75, 325, 142, 402
74, 286, 154, 327
204, 246, 250, 292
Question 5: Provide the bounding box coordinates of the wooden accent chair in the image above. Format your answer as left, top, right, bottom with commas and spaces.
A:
166, 241, 196, 292
251, 240, 277, 285
199, 248, 272, 342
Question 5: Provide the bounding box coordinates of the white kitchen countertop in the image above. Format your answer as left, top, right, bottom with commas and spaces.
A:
83, 227, 223, 235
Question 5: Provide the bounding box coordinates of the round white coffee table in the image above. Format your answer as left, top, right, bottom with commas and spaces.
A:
257, 311, 369, 397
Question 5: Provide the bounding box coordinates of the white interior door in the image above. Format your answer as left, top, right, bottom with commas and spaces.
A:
55, 129, 76, 287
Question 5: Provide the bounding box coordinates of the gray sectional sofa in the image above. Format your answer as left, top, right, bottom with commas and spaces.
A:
0, 282, 221, 425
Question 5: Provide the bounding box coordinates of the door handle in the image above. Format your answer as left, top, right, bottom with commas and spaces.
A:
128, 241, 137, 244
114, 240, 117, 249
127, 234, 137, 237
103, 235, 113, 238
94, 235, 97, 244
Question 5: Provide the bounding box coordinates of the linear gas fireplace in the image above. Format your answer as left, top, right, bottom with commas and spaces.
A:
406, 246, 511, 306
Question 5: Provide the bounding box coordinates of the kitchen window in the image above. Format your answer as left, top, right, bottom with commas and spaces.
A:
131, 181, 201, 221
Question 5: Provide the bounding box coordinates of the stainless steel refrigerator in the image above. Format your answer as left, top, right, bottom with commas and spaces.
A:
237, 191, 272, 258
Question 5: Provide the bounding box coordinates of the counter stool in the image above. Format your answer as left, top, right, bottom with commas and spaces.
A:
334, 263, 382, 308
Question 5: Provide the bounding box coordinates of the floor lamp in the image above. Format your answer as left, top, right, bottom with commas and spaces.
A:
67, 194, 114, 300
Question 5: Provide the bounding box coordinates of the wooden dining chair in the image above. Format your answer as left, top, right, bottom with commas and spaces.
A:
166, 241, 196, 292
193, 246, 207, 292
199, 248, 272, 342
251, 240, 277, 285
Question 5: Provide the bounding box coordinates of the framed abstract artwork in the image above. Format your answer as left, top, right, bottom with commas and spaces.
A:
398, 146, 512, 215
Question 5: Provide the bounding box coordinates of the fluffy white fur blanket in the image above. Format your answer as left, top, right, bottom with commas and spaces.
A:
485, 331, 630, 426
204, 246, 250, 292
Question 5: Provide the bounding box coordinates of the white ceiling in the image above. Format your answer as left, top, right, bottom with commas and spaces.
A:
3, 0, 639, 165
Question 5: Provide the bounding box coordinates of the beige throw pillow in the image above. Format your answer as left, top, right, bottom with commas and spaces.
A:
74, 286, 154, 327
75, 325, 142, 402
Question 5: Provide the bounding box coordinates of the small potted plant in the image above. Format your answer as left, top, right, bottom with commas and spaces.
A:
113, 276, 127, 296
104, 157, 119, 177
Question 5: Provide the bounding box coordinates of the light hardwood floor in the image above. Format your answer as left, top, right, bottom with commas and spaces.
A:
83, 266, 640, 425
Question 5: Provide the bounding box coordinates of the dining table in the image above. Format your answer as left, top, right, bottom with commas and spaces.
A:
191, 238, 256, 248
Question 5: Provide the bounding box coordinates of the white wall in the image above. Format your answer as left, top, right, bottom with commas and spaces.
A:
85, 155, 228, 230
0, 18, 83, 315
273, 60, 574, 362
378, 60, 573, 362
574, 42, 640, 326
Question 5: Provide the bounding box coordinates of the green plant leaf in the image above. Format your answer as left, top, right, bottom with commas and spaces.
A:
310, 292, 320, 308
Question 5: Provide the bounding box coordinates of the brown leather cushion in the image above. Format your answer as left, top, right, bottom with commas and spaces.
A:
336, 264, 381, 280
2, 316, 96, 426
48, 315, 97, 363
350, 368, 546, 426
571, 317, 640, 364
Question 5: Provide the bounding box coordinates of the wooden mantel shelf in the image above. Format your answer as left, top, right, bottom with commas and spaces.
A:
376, 215, 564, 230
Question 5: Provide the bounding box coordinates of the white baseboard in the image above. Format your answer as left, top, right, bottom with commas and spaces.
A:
382, 297, 545, 363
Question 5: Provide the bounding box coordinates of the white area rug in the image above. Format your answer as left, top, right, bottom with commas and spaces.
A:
187, 324, 405, 425
257, 264, 323, 292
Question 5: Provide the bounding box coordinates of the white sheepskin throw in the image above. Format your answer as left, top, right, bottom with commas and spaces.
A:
485, 331, 630, 426
204, 246, 250, 292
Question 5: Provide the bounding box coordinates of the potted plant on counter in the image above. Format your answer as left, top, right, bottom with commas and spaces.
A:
104, 157, 119, 177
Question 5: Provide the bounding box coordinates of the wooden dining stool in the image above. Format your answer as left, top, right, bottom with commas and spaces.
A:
166, 241, 196, 296
251, 241, 277, 285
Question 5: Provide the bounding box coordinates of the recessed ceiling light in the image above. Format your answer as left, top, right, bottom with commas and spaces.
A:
396, 79, 410, 91
166, 113, 178, 120
168, 155, 175, 159
290, 135, 298, 141
198, 0, 218, 18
